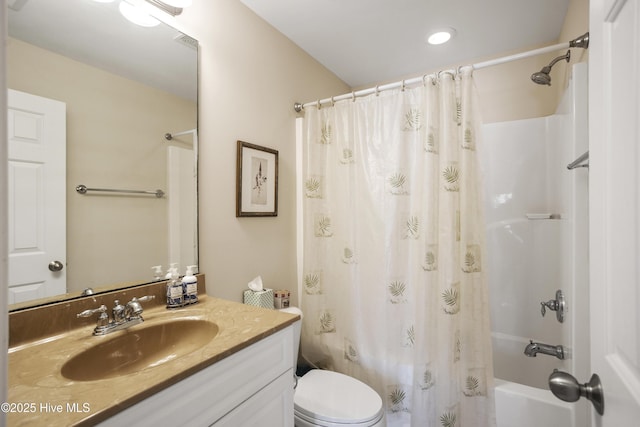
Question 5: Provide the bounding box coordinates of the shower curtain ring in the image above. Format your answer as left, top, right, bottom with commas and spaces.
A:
375, 85, 380, 96
351, 91, 356, 102
316, 100, 321, 110
438, 69, 455, 80
330, 96, 335, 107
401, 80, 406, 92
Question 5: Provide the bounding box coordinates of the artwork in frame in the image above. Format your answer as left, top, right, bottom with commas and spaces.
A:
236, 140, 278, 217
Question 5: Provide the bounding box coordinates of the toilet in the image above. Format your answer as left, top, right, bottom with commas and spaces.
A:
279, 307, 385, 427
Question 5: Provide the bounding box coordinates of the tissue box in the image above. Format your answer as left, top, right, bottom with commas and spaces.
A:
243, 289, 274, 309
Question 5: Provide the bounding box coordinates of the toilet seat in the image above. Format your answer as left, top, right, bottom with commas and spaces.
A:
294, 370, 384, 426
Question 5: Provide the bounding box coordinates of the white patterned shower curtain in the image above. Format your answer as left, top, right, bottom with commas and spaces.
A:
300, 69, 495, 426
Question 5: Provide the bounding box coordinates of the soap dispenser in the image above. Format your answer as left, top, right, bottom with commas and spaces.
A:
166, 267, 183, 308
165, 263, 178, 280
151, 265, 163, 281
182, 265, 198, 305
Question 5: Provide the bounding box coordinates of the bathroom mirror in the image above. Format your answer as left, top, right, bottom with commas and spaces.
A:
7, 0, 198, 310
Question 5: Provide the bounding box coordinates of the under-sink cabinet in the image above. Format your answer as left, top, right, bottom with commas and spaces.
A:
98, 326, 295, 427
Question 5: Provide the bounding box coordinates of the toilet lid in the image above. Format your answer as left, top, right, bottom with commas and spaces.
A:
295, 370, 383, 425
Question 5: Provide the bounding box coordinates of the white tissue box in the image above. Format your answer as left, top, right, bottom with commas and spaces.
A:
243, 289, 274, 309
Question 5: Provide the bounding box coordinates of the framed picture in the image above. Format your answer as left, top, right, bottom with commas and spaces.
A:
236, 140, 279, 217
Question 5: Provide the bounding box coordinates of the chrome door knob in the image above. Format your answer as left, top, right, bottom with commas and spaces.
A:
48, 260, 64, 272
548, 369, 604, 415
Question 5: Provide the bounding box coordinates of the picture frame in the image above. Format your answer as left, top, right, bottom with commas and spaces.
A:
236, 140, 279, 217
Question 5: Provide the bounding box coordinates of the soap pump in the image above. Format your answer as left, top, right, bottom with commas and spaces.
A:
182, 265, 198, 305
151, 265, 163, 281
165, 263, 178, 280
166, 267, 183, 308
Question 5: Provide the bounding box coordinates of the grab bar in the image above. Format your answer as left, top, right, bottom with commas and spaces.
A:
75, 184, 165, 198
567, 151, 589, 170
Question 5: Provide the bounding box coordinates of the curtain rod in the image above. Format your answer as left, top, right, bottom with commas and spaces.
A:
294, 32, 589, 112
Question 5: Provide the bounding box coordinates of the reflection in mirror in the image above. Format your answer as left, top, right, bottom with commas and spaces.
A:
7, 0, 198, 310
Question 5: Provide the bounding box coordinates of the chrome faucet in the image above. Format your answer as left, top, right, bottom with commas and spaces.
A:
524, 340, 565, 360
77, 295, 155, 336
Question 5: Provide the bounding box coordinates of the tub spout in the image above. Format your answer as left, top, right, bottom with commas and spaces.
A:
524, 340, 565, 360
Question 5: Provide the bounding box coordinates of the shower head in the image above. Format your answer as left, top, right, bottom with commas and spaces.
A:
531, 50, 571, 86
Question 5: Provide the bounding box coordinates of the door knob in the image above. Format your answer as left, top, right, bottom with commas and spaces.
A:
48, 260, 64, 272
548, 369, 604, 415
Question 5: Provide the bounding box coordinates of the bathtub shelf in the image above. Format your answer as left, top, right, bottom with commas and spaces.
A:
525, 213, 562, 220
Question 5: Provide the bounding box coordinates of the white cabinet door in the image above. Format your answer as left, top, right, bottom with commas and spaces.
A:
213, 369, 294, 427
589, 0, 640, 424
7, 89, 66, 303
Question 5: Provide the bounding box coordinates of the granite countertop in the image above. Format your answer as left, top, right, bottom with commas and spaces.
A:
8, 295, 299, 426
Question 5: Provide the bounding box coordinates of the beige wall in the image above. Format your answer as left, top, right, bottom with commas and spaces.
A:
7, 38, 197, 292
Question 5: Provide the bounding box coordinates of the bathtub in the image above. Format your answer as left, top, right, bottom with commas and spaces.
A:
483, 63, 590, 427
494, 379, 573, 427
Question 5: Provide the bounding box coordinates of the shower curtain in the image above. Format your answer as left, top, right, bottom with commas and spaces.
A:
300, 69, 495, 426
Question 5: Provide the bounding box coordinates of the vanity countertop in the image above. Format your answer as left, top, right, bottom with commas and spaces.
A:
7, 295, 299, 426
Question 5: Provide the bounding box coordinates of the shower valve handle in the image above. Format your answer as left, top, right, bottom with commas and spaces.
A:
540, 290, 566, 323
540, 301, 558, 315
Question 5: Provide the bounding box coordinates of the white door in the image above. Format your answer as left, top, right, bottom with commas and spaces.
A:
7, 89, 66, 304
589, 0, 640, 424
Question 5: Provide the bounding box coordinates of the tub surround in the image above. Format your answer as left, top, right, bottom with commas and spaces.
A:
8, 275, 299, 426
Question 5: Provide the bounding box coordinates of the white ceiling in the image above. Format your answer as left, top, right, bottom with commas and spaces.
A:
240, 0, 572, 88
7, 0, 198, 101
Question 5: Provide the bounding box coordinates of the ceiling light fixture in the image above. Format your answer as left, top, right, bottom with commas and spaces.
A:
117, 0, 190, 28
144, 0, 187, 16
158, 0, 192, 7
427, 28, 456, 45
119, 0, 161, 27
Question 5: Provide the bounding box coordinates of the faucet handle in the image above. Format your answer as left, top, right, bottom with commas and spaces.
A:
539, 290, 566, 323
77, 305, 107, 318
134, 295, 156, 303
77, 305, 109, 333
126, 295, 156, 318
540, 302, 547, 317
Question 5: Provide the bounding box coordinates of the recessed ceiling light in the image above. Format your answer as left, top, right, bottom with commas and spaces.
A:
427, 28, 456, 45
